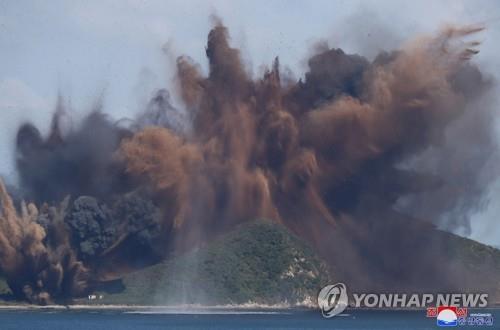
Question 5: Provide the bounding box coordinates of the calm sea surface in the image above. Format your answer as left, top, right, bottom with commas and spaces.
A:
0, 308, 497, 329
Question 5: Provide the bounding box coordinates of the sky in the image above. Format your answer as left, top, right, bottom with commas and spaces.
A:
1, 0, 500, 245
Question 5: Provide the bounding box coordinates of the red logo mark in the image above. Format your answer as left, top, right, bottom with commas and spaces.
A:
427, 307, 438, 317
427, 306, 467, 318
456, 307, 468, 318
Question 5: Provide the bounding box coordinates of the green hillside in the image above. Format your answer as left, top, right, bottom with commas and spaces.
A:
96, 219, 333, 305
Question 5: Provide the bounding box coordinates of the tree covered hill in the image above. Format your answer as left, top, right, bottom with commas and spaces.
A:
96, 219, 333, 305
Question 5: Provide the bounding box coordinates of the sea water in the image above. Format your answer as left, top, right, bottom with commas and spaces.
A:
0, 308, 497, 329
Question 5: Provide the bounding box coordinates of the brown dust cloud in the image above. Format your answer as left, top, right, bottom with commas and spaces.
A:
0, 20, 498, 304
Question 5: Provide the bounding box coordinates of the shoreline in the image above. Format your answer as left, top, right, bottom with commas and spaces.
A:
1, 302, 499, 312
0, 303, 316, 311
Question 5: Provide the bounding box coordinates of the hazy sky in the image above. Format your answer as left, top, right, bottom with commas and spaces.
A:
1, 0, 500, 244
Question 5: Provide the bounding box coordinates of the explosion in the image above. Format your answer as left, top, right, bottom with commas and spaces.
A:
0, 20, 497, 303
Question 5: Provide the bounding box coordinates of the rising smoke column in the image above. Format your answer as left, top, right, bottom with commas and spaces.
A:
120, 22, 497, 292
122, 23, 492, 247
16, 104, 132, 205
0, 179, 89, 304
1, 20, 497, 302
4, 95, 174, 302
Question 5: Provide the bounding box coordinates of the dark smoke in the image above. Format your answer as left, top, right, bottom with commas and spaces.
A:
395, 65, 498, 234
16, 103, 132, 204
0, 21, 497, 303
64, 193, 164, 276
